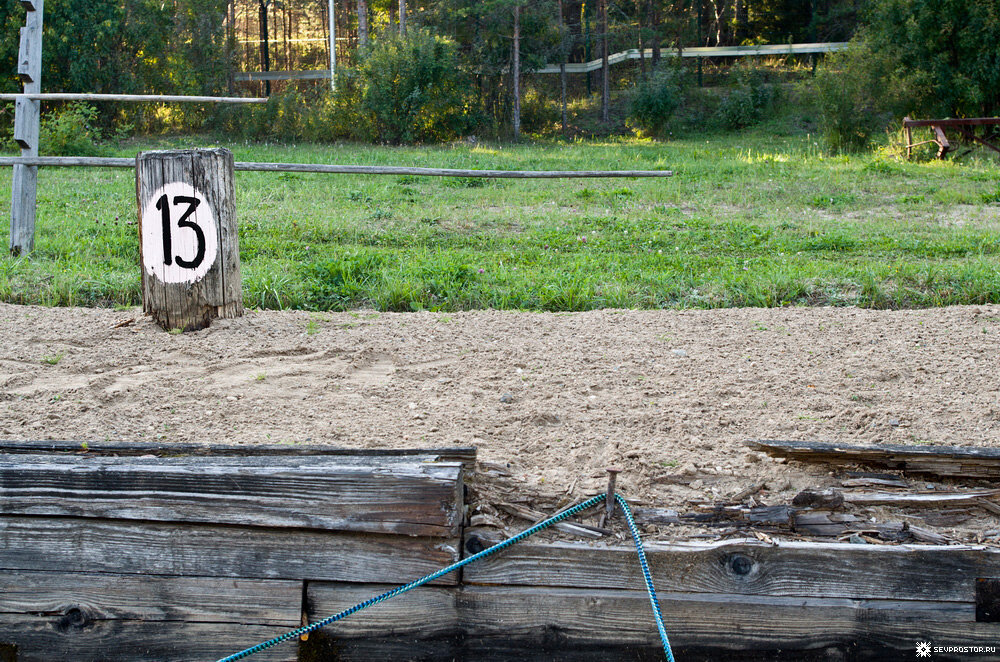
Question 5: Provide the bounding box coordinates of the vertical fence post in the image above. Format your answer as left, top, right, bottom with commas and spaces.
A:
136, 148, 243, 332
9, 0, 43, 256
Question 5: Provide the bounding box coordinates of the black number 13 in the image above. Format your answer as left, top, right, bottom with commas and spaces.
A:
156, 194, 205, 269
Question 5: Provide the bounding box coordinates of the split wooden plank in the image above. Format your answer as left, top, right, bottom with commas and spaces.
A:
0, 617, 296, 662
497, 502, 605, 539
0, 516, 460, 584
0, 454, 463, 536
748, 439, 1000, 479
462, 538, 1000, 602
842, 489, 1000, 507
303, 583, 993, 660
0, 440, 477, 470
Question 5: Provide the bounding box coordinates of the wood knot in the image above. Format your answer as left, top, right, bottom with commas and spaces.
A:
465, 535, 486, 555
724, 553, 756, 578
55, 606, 90, 632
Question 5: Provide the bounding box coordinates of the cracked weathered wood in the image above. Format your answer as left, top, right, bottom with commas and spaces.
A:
0, 439, 477, 469
0, 617, 296, 662
8, 0, 42, 256
748, 439, 1000, 478
136, 148, 242, 331
462, 537, 1000, 602
0, 516, 460, 584
303, 583, 997, 660
0, 454, 463, 536
2, 572, 300, 659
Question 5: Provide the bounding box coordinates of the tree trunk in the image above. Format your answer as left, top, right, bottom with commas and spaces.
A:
637, 0, 645, 79
600, 0, 609, 122
399, 0, 407, 36
584, 2, 592, 96
735, 0, 746, 44
648, 0, 659, 69
512, 3, 521, 138
357, 0, 369, 49
558, 0, 567, 131
259, 0, 270, 95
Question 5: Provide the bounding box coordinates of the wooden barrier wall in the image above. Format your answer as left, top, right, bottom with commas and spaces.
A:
2, 441, 998, 661
0, 442, 470, 662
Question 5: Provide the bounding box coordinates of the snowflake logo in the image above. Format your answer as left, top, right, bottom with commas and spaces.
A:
915, 641, 932, 657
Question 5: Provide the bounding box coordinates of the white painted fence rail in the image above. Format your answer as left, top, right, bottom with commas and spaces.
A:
233, 42, 849, 82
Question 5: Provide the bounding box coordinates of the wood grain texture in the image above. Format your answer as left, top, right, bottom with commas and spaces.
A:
303, 584, 994, 661
9, 161, 37, 255
306, 581, 458, 639
0, 516, 460, 584
8, 0, 41, 257
136, 148, 243, 331
0, 617, 296, 662
842, 489, 1000, 506
0, 440, 477, 468
0, 570, 301, 625
16, 25, 40, 83
463, 538, 1000, 602
749, 439, 1000, 478
0, 454, 463, 536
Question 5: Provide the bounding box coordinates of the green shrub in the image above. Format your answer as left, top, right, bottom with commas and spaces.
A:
39, 103, 106, 156
209, 78, 374, 143
519, 88, 560, 134
715, 64, 778, 130
359, 30, 476, 144
626, 68, 686, 137
813, 40, 907, 153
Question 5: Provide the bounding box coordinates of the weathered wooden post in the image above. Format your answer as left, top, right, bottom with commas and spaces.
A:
135, 148, 243, 332
9, 0, 44, 256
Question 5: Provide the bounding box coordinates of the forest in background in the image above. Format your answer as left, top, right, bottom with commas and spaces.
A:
0, 0, 997, 152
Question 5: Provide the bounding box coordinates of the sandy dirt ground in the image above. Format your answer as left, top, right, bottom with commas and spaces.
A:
2, 302, 999, 541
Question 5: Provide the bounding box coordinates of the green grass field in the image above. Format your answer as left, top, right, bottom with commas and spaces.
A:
2, 131, 999, 311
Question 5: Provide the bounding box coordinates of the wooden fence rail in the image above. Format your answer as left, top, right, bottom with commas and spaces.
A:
0, 156, 673, 178
234, 42, 849, 81
0, 93, 266, 104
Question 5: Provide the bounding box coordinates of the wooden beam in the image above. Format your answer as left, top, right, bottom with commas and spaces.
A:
0, 92, 267, 103
1, 570, 301, 625
462, 538, 1000, 602
902, 117, 1000, 128
0, 440, 477, 470
303, 583, 994, 659
841, 489, 1000, 507
0, 157, 674, 178
8, 0, 42, 257
0, 617, 297, 662
0, 454, 464, 536
0, 516, 460, 584
748, 439, 1000, 478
